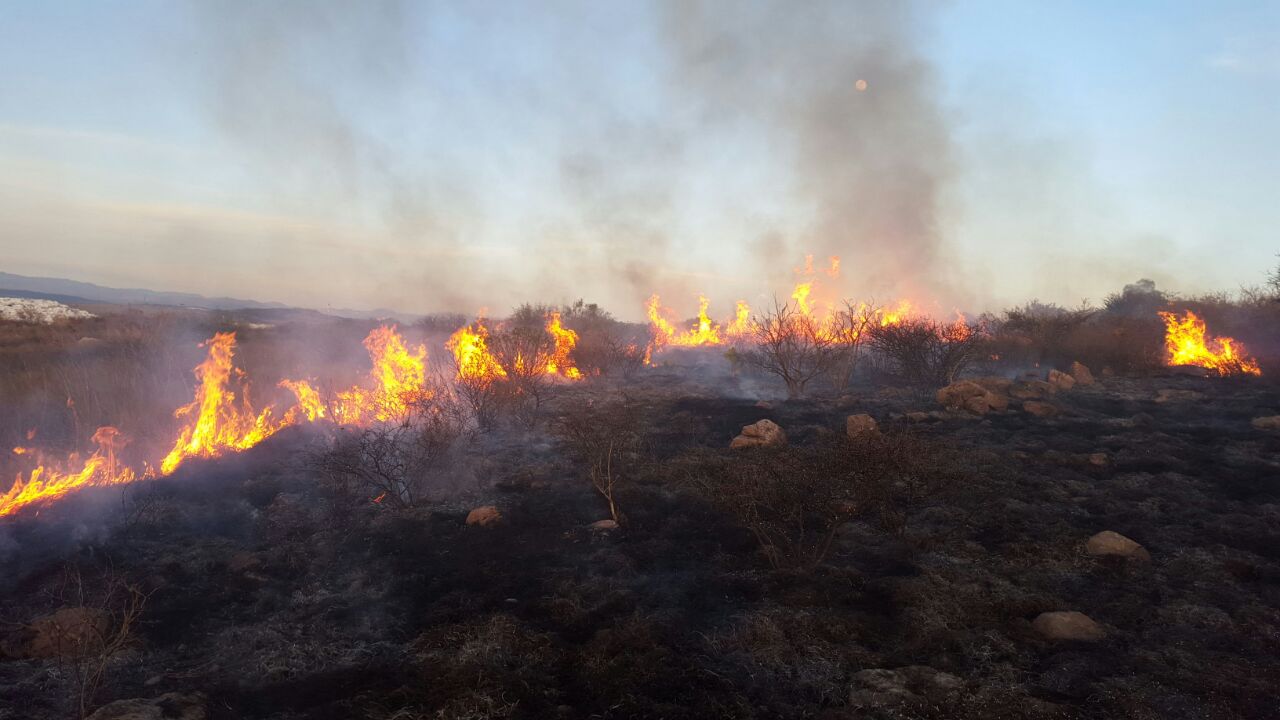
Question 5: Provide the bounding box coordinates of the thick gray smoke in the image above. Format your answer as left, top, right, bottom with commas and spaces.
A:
662, 0, 953, 301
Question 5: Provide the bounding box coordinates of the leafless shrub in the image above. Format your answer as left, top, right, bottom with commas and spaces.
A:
686, 433, 959, 571
51, 564, 150, 718
986, 301, 1096, 368
318, 392, 469, 507
825, 301, 879, 391
414, 312, 469, 334
869, 316, 984, 387
736, 299, 840, 398
556, 398, 645, 525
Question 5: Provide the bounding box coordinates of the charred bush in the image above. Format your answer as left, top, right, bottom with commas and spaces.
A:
736, 299, 840, 398
317, 394, 469, 508
556, 397, 647, 525
686, 432, 961, 571
869, 316, 984, 387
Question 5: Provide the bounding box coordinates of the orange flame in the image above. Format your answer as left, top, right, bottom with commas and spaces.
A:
331, 325, 430, 424
545, 312, 583, 379
1158, 310, 1261, 377
447, 319, 506, 382
1, 427, 141, 517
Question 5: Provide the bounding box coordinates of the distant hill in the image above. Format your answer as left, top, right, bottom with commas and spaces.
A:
0, 272, 416, 322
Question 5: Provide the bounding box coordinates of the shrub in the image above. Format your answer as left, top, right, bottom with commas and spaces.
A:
824, 301, 879, 391
687, 432, 960, 571
868, 316, 984, 387
736, 299, 839, 398
561, 300, 647, 377
556, 398, 646, 525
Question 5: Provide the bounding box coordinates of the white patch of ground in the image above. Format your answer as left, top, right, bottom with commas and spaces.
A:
0, 297, 95, 323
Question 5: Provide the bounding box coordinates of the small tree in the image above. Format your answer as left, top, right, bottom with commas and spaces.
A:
737, 298, 839, 398
556, 399, 644, 525
869, 316, 984, 386
825, 301, 879, 391
52, 564, 149, 719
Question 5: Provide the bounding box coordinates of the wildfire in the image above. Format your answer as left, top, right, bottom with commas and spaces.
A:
330, 325, 431, 424
545, 312, 583, 379
447, 319, 506, 382
645, 294, 741, 350
1, 427, 141, 517
1158, 310, 1261, 377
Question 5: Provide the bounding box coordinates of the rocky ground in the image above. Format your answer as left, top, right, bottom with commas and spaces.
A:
1, 367, 1278, 719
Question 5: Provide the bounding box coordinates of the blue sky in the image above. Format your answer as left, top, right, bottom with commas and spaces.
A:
1, 1, 1276, 318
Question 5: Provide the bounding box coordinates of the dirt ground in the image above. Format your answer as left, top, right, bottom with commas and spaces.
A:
1, 366, 1278, 719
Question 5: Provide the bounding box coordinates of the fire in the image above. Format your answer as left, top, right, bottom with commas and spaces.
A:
447, 319, 506, 382
331, 325, 431, 424
1, 427, 141, 517
645, 295, 743, 349
1158, 310, 1261, 377
725, 300, 753, 341
279, 379, 326, 422
544, 312, 583, 379
160, 332, 290, 474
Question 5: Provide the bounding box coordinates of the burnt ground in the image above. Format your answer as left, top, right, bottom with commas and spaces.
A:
1, 371, 1278, 719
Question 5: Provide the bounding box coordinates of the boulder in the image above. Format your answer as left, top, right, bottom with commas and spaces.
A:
1251, 415, 1280, 431
1085, 531, 1151, 561
850, 666, 962, 708
1048, 369, 1076, 391
730, 419, 787, 449
936, 381, 1007, 416
1154, 388, 1204, 403
753, 400, 773, 410
903, 411, 934, 423
845, 414, 879, 438
1032, 611, 1105, 642
1070, 361, 1095, 386
971, 377, 1013, 395
85, 692, 208, 720
26, 607, 110, 659
465, 506, 503, 527
1022, 401, 1060, 418
589, 519, 619, 531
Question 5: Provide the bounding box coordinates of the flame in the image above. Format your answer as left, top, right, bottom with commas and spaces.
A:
1, 427, 142, 517
279, 379, 326, 422
1158, 310, 1261, 377
160, 333, 289, 474
447, 319, 506, 382
725, 301, 753, 341
331, 325, 430, 424
544, 312, 583, 379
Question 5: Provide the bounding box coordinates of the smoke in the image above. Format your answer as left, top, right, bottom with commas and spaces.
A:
661, 0, 954, 302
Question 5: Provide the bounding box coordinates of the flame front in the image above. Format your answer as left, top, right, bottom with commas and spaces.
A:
1158, 310, 1261, 377
331, 325, 430, 424
448, 319, 506, 382
545, 312, 583, 379
1, 427, 141, 517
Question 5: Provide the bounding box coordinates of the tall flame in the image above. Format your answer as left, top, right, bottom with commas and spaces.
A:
545, 312, 583, 379
331, 325, 430, 424
1158, 310, 1261, 377
1, 427, 140, 517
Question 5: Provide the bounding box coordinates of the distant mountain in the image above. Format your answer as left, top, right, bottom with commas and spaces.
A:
0, 271, 417, 322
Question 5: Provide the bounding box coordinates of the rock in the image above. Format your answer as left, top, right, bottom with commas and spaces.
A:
753, 400, 772, 410
850, 666, 962, 708
1155, 388, 1203, 403
936, 381, 1007, 416
1251, 415, 1280, 431
1010, 380, 1056, 400
1022, 401, 1060, 418
465, 506, 503, 527
1070, 361, 1095, 385
1087, 453, 1108, 467
730, 419, 787, 449
1048, 369, 1076, 391
85, 692, 208, 720
26, 607, 110, 659
1101, 366, 1115, 377
1085, 531, 1151, 561
972, 377, 1013, 395
589, 519, 619, 531
1032, 611, 1105, 642
845, 414, 879, 438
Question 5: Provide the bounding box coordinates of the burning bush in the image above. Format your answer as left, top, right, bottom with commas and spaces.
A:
317, 391, 469, 508
868, 316, 984, 387
686, 432, 960, 571
561, 300, 647, 377
735, 299, 840, 398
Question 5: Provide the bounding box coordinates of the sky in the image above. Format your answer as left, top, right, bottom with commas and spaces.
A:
0, 0, 1276, 320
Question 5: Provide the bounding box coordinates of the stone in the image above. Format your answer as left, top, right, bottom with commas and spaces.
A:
85, 692, 208, 720
845, 414, 879, 438
465, 506, 503, 527
753, 400, 772, 410
1010, 380, 1056, 400
1048, 369, 1076, 391
589, 519, 619, 531
1154, 388, 1203, 403
1085, 531, 1151, 561
1251, 416, 1280, 431
1032, 611, 1105, 641
936, 381, 1007, 416
1087, 453, 1108, 467
971, 377, 1014, 395
730, 419, 787, 449
1022, 401, 1060, 418
1070, 361, 1095, 385
26, 607, 110, 659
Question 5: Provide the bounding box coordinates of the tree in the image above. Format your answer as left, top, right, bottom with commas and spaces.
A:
737, 298, 840, 398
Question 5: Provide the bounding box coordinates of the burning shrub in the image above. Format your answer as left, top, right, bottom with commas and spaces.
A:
868, 316, 984, 387
687, 432, 959, 571
735, 299, 840, 398
556, 398, 646, 525
561, 300, 647, 377
317, 392, 469, 508
824, 301, 880, 391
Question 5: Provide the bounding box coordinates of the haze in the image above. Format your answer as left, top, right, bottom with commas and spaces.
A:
1, 0, 1277, 319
